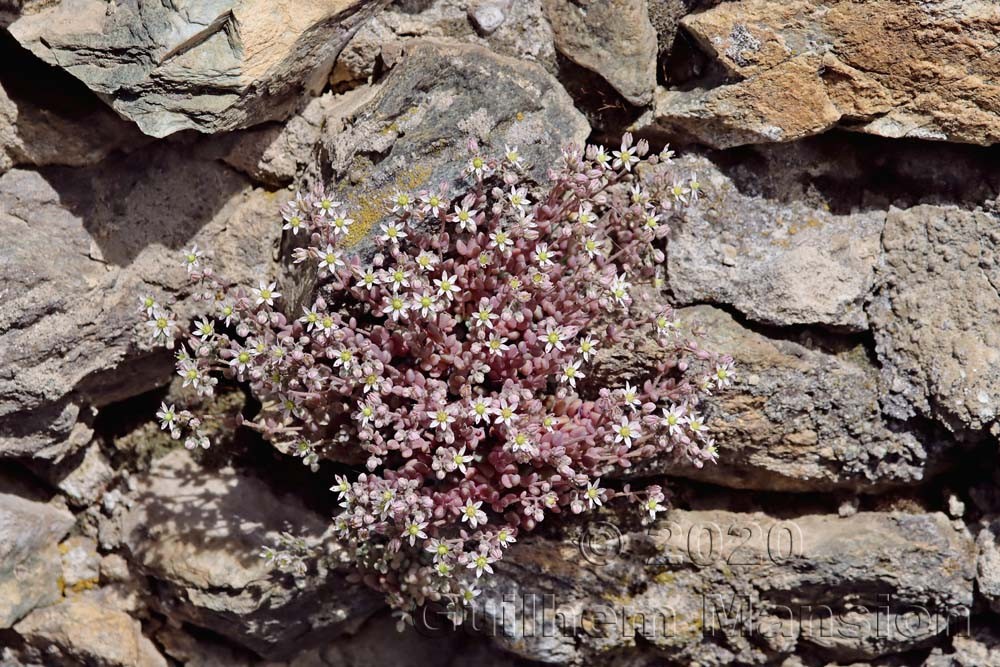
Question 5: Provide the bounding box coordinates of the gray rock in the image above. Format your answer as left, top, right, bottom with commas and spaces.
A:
868, 205, 1000, 432
330, 0, 557, 89
473, 510, 975, 665
468, 0, 509, 35
597, 305, 958, 492
664, 154, 884, 330
6, 0, 386, 137
975, 518, 1000, 614
0, 485, 75, 627
0, 147, 281, 460
43, 442, 115, 507
121, 449, 381, 658
543, 0, 658, 106
59, 535, 101, 590
14, 597, 168, 667
923, 629, 1000, 667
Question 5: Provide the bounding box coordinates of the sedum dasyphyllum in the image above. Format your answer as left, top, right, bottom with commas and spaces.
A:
140, 134, 734, 624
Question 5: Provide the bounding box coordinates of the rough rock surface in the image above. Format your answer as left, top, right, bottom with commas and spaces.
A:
597, 305, 958, 492
663, 154, 884, 330
121, 449, 381, 658
924, 629, 1000, 667
0, 149, 281, 460
14, 597, 167, 667
644, 0, 1000, 148
543, 0, 658, 106
0, 485, 75, 627
6, 0, 386, 137
474, 509, 975, 665
975, 518, 1000, 614
868, 205, 1000, 433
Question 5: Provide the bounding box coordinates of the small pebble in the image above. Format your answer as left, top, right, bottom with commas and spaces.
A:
469, 1, 507, 35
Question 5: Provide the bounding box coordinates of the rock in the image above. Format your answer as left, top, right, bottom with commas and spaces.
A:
14, 597, 167, 667
6, 0, 386, 137
0, 486, 74, 627
975, 518, 1000, 614
662, 154, 884, 330
121, 449, 381, 658
330, 0, 558, 89
35, 442, 115, 508
473, 509, 975, 665
543, 0, 657, 106
59, 536, 101, 592
468, 0, 508, 35
0, 147, 281, 460
868, 205, 1000, 432
924, 629, 1000, 667
0, 37, 148, 175
641, 0, 1000, 148
599, 305, 958, 492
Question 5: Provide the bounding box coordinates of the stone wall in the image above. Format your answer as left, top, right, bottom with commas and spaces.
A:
1, 1, 999, 666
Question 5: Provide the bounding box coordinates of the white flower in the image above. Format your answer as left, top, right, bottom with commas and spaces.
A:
299, 306, 320, 331
411, 292, 438, 317
382, 294, 409, 321
467, 550, 495, 578
193, 318, 215, 340
644, 496, 664, 519
253, 281, 281, 307
218, 300, 237, 326
504, 144, 523, 169
472, 303, 498, 329
688, 173, 702, 202
643, 211, 661, 231
382, 265, 410, 291
147, 310, 176, 344
330, 213, 354, 237
506, 186, 531, 211
415, 251, 439, 271
584, 479, 605, 508
451, 203, 478, 232
428, 408, 456, 431
356, 401, 376, 427
379, 220, 407, 244
541, 324, 567, 353
620, 382, 641, 411
470, 396, 494, 424
426, 538, 452, 560
318, 245, 345, 275
494, 398, 517, 427
467, 155, 491, 179
486, 333, 510, 358
612, 133, 639, 171
583, 236, 605, 259
333, 347, 354, 369
609, 273, 631, 306
229, 346, 253, 374
578, 335, 598, 362
507, 430, 535, 455
714, 362, 735, 388
489, 228, 513, 254
403, 519, 428, 546
389, 192, 413, 212
670, 180, 691, 203
460, 500, 487, 529
434, 271, 461, 299
355, 267, 379, 290
661, 404, 686, 438
560, 359, 584, 387
613, 415, 640, 447
452, 447, 472, 474
182, 245, 204, 273
138, 295, 158, 316
577, 204, 597, 227
282, 211, 305, 235
421, 191, 447, 217
685, 412, 709, 439
496, 527, 516, 547
592, 144, 611, 169
460, 586, 481, 605
331, 474, 351, 498
533, 242, 557, 267
654, 311, 676, 335
315, 195, 341, 216
156, 402, 177, 432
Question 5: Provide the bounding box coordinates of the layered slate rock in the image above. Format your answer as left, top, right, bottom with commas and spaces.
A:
0, 482, 75, 628
121, 449, 382, 659
473, 510, 975, 665
662, 154, 884, 330
542, 0, 658, 105
0, 149, 281, 460
596, 305, 957, 492
868, 205, 1000, 433
641, 0, 1000, 148
6, 0, 387, 137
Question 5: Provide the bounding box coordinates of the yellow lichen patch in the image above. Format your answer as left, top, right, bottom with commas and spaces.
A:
515, 111, 525, 122
342, 163, 433, 248
68, 577, 100, 594
653, 571, 676, 585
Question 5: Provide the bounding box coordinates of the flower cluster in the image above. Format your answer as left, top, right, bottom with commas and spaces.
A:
143, 134, 733, 622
